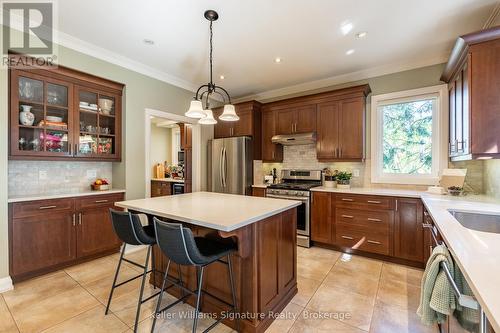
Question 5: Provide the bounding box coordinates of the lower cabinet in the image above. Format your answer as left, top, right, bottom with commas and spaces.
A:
394, 198, 424, 262
151, 180, 172, 197
310, 192, 426, 265
311, 191, 334, 244
252, 187, 266, 197
9, 193, 124, 281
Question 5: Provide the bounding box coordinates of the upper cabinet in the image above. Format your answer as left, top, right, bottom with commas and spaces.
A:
441, 26, 500, 161
263, 84, 370, 162
276, 105, 316, 135
213, 101, 262, 159
9, 55, 124, 161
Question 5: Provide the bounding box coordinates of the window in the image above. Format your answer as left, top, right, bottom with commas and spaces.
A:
371, 85, 448, 185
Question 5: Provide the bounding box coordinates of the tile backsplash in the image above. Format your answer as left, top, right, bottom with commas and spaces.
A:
260, 144, 484, 192
8, 161, 112, 197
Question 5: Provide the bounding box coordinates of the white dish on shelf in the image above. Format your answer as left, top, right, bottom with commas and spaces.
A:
46, 116, 63, 122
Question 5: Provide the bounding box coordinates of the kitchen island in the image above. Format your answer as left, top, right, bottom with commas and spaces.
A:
115, 192, 301, 333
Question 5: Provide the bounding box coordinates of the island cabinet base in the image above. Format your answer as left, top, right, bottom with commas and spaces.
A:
148, 208, 298, 333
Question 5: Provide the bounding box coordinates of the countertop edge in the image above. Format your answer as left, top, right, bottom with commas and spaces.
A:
151, 178, 185, 183
310, 186, 424, 198
114, 200, 301, 232
8, 189, 127, 203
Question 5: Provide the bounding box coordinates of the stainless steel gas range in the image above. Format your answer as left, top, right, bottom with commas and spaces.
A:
266, 169, 322, 247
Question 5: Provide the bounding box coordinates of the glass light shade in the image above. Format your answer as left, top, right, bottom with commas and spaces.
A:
185, 100, 206, 118
198, 109, 217, 125
219, 104, 239, 121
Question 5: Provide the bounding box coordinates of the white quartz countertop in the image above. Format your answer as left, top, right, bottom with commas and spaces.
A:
115, 191, 301, 232
8, 189, 126, 203
310, 186, 424, 198
421, 196, 500, 332
152, 178, 185, 183
252, 184, 268, 188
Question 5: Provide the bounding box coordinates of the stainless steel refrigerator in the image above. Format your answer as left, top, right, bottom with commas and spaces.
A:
208, 137, 253, 195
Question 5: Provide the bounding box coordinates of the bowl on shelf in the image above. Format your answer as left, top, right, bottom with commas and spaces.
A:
46, 116, 63, 122
98, 98, 113, 113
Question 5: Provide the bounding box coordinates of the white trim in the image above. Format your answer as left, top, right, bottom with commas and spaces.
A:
370, 84, 449, 185
0, 276, 13, 293
233, 55, 448, 103
144, 109, 201, 197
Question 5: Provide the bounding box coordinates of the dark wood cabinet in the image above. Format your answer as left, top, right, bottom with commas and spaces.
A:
213, 101, 262, 159
394, 198, 424, 262
252, 187, 266, 197
9, 55, 124, 161
276, 105, 316, 135
151, 180, 172, 197
261, 110, 283, 162
311, 191, 334, 244
441, 26, 500, 161
9, 193, 124, 281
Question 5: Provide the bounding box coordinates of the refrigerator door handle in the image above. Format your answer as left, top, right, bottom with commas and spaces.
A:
222, 147, 228, 187
219, 148, 224, 188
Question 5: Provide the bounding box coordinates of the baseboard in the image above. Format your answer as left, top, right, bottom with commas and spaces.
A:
0, 276, 13, 293
124, 244, 146, 255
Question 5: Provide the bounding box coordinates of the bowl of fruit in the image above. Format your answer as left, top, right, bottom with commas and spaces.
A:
91, 178, 110, 191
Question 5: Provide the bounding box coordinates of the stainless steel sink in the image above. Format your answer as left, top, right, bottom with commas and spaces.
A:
449, 210, 500, 233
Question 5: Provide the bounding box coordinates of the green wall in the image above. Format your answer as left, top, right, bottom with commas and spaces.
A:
0, 42, 194, 280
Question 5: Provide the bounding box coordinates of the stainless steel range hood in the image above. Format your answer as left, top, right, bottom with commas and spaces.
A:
271, 132, 316, 145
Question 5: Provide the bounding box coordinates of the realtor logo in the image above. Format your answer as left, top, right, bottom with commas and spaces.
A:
1, 1, 57, 68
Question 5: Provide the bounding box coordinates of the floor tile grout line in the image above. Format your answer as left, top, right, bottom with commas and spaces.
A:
1, 293, 22, 333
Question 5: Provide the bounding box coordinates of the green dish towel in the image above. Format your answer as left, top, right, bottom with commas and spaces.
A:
453, 265, 479, 332
417, 245, 457, 325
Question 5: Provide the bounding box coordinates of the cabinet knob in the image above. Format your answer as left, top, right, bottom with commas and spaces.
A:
341, 198, 353, 202
39, 205, 57, 210
341, 214, 354, 219
367, 240, 382, 245
341, 235, 354, 240
367, 218, 382, 222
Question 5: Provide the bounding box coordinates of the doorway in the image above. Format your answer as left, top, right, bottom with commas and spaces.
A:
144, 108, 201, 197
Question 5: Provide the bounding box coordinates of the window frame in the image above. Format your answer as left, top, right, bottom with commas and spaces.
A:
370, 84, 448, 185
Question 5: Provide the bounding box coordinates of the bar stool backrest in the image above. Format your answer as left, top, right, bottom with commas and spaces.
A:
109, 209, 152, 246
153, 218, 206, 266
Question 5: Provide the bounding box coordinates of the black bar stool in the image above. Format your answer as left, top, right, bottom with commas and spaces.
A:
151, 218, 239, 333
106, 209, 160, 333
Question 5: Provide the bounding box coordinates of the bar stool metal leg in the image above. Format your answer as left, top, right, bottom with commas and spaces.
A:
105, 243, 126, 315
151, 259, 171, 333
134, 245, 151, 333
193, 266, 205, 333
227, 254, 240, 332
178, 264, 186, 301
151, 245, 156, 286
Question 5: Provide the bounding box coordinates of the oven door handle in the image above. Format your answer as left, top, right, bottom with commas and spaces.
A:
266, 194, 309, 202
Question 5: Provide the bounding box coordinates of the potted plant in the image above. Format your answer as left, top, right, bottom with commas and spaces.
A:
336, 171, 353, 189
323, 168, 338, 188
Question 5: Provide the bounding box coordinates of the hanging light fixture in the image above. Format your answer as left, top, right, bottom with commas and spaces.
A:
186, 10, 238, 123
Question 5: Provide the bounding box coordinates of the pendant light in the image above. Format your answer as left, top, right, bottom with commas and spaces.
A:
185, 10, 238, 123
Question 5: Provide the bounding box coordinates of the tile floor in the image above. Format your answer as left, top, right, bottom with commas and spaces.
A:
0, 247, 438, 333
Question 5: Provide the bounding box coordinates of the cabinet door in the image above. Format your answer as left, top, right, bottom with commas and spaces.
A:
338, 97, 365, 159
462, 62, 470, 155
449, 82, 457, 157
316, 102, 340, 160
455, 72, 464, 155
11, 212, 76, 276
233, 108, 253, 136
311, 192, 333, 244
11, 70, 74, 159
261, 111, 283, 162
77, 207, 121, 258
394, 198, 424, 262
276, 109, 295, 135
295, 105, 317, 133
213, 108, 232, 138
184, 148, 192, 193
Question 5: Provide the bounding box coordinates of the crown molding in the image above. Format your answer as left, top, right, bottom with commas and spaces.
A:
233, 55, 448, 103
483, 2, 500, 29
55, 32, 199, 93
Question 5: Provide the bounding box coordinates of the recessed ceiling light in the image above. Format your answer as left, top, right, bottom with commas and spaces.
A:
340, 22, 353, 35
346, 49, 355, 55
143, 39, 155, 45
356, 31, 368, 39
219, 75, 225, 80
274, 57, 282, 63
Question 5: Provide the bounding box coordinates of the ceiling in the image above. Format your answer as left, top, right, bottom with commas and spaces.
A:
56, 0, 499, 99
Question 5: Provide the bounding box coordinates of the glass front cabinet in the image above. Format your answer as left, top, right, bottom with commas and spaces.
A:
9, 63, 123, 161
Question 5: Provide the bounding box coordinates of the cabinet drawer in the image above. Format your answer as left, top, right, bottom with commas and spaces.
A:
12, 199, 74, 218
336, 223, 390, 256
336, 194, 394, 210
336, 208, 392, 230
75, 194, 124, 210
